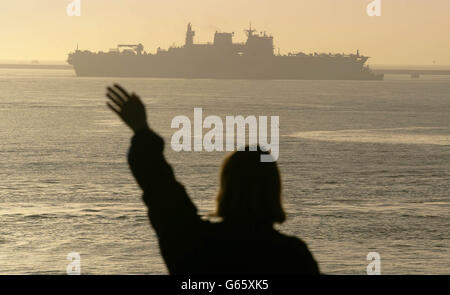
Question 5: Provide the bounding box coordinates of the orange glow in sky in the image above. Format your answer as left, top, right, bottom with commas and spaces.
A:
0, 0, 449, 65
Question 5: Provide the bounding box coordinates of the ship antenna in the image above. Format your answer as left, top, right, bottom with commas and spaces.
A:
245, 21, 256, 37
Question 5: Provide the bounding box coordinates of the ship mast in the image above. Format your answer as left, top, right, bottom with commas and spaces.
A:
245, 22, 256, 37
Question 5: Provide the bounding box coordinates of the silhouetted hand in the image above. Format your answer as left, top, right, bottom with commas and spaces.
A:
106, 84, 149, 133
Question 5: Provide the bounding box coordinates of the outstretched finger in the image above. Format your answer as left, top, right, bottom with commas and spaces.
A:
107, 86, 126, 104
113, 84, 132, 100
106, 92, 123, 107
107, 102, 122, 118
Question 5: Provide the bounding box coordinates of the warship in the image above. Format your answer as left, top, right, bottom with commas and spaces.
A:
67, 23, 383, 80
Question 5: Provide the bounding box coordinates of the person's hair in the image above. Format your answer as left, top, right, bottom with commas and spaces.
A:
215, 146, 286, 225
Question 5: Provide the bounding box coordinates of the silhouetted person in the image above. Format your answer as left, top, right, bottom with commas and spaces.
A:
106, 84, 320, 274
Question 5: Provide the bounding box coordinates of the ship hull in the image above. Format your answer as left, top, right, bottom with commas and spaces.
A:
69, 54, 384, 81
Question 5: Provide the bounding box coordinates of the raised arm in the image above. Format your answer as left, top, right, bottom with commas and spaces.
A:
106, 84, 202, 271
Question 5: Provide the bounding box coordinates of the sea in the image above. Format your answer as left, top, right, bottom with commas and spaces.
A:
0, 68, 448, 274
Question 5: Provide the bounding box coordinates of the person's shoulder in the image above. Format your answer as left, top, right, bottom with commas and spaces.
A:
274, 232, 316, 260
276, 232, 310, 251
275, 232, 320, 274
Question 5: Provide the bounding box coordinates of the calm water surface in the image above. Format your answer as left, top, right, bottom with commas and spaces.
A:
0, 69, 449, 274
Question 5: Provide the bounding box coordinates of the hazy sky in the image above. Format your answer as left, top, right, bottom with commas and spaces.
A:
0, 0, 449, 65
